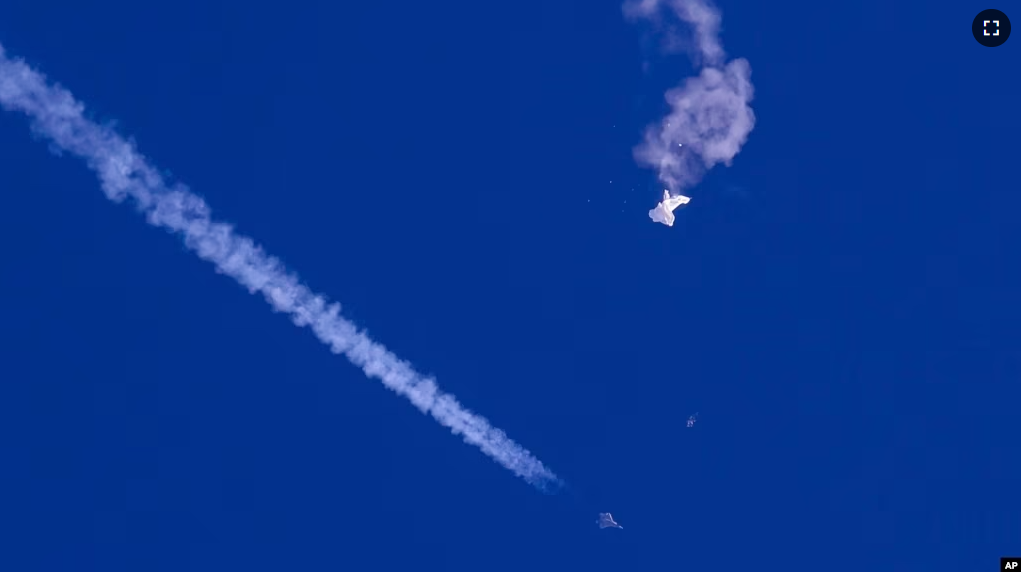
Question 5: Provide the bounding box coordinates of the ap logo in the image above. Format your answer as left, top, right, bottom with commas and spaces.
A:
1002, 557, 1021, 570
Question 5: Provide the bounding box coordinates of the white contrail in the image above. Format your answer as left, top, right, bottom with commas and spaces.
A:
0, 44, 561, 492
624, 0, 755, 196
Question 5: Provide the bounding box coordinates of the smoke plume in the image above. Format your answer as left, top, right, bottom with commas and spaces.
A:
624, 0, 755, 195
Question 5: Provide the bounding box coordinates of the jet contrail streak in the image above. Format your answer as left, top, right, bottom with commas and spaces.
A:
0, 44, 560, 492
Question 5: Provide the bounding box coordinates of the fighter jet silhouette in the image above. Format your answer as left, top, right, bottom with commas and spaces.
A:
648, 189, 691, 227
597, 512, 623, 529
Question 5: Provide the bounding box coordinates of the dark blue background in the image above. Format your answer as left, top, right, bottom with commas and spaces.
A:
0, 0, 1017, 570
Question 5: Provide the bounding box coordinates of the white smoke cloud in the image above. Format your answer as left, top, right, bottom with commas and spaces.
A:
623, 0, 724, 66
624, 0, 755, 196
0, 44, 561, 492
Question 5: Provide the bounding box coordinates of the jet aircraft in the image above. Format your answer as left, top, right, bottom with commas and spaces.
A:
648, 189, 691, 227
597, 513, 623, 529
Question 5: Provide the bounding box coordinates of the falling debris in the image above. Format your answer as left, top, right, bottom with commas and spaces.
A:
597, 513, 623, 529
648, 189, 691, 227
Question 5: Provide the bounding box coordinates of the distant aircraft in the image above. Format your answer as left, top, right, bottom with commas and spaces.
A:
648, 189, 691, 227
687, 413, 698, 428
597, 513, 623, 529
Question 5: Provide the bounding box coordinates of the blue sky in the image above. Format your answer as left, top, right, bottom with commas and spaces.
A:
0, 0, 1017, 570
